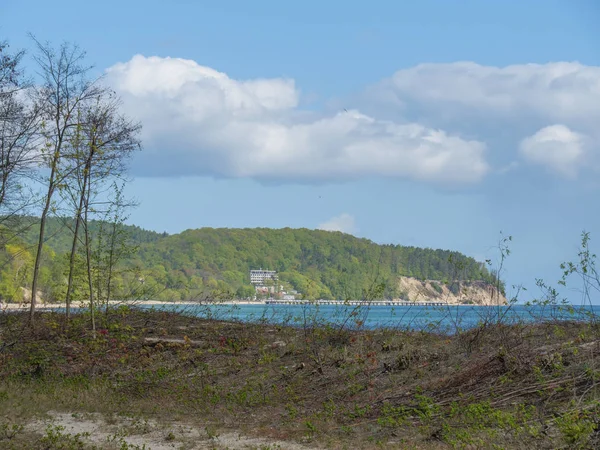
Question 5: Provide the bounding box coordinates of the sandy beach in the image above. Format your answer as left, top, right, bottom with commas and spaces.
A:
0, 299, 267, 311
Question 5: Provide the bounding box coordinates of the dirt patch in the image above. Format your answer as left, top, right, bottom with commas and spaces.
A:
27, 411, 319, 449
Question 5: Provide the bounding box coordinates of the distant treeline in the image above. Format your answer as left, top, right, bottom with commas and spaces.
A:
0, 217, 501, 302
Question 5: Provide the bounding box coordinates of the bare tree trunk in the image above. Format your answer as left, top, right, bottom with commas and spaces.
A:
65, 153, 92, 320
96, 221, 105, 319
84, 173, 95, 336
28, 164, 57, 325
105, 218, 117, 311
64, 184, 85, 320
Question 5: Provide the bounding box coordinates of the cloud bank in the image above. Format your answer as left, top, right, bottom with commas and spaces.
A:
371, 62, 600, 124
106, 56, 600, 184
368, 61, 600, 178
106, 55, 487, 184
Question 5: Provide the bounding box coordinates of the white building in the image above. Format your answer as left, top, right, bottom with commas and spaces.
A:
250, 269, 278, 285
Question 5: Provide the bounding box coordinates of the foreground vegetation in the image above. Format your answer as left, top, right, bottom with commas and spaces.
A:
1, 307, 599, 449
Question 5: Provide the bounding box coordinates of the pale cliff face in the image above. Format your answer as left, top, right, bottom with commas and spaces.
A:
395, 277, 508, 305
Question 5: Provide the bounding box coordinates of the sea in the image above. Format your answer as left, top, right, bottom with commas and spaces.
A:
137, 302, 600, 333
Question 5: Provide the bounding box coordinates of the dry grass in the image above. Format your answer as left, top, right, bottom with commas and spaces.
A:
1, 308, 600, 449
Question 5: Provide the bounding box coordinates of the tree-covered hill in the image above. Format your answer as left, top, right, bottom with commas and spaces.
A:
2, 218, 499, 302
128, 227, 497, 300
0, 217, 167, 302
16, 216, 166, 254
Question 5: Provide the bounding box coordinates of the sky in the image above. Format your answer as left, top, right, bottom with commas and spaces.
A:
2, 0, 600, 303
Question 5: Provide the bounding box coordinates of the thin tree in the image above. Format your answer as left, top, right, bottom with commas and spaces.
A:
0, 40, 39, 234
28, 38, 102, 324
83, 169, 96, 334
0, 39, 41, 302
95, 182, 138, 319
0, 39, 24, 112
62, 112, 86, 320
0, 95, 38, 210
62, 96, 140, 322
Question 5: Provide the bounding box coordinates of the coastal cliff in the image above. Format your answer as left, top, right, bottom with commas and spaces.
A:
396, 276, 507, 305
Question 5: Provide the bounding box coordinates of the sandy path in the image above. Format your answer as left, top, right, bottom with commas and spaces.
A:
27, 411, 317, 449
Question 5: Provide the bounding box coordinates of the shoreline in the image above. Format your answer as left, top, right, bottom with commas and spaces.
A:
0, 299, 266, 311
1, 299, 509, 311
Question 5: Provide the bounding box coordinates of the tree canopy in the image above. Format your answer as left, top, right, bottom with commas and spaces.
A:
4, 219, 500, 302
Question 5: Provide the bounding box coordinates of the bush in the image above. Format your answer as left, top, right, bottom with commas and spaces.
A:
430, 282, 443, 295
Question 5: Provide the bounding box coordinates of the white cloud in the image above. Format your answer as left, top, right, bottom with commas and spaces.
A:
106, 55, 489, 185
364, 61, 600, 181
318, 213, 357, 234
371, 61, 600, 125
519, 125, 587, 178
107, 55, 298, 111
106, 57, 600, 183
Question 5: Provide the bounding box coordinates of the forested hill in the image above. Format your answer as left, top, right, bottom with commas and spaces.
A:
16, 216, 167, 254
4, 218, 499, 301
128, 227, 497, 300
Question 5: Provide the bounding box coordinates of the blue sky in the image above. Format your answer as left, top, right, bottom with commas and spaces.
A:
2, 0, 599, 303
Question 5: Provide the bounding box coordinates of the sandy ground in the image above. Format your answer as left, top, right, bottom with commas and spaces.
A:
27, 411, 317, 449
1, 299, 266, 311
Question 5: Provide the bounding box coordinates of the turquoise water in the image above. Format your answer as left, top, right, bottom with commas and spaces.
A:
138, 303, 600, 333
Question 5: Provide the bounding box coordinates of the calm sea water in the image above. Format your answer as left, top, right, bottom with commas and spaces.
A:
138, 303, 600, 333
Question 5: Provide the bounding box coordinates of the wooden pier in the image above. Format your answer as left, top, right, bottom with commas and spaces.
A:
264, 300, 447, 306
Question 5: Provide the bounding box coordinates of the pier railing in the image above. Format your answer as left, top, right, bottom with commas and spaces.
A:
265, 299, 447, 306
